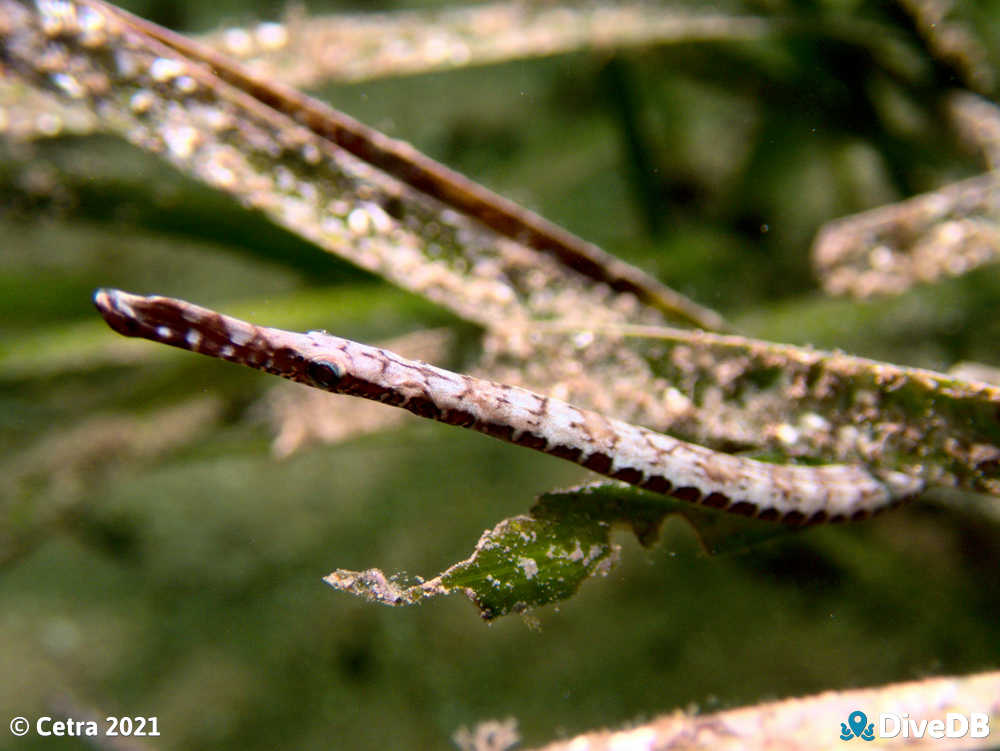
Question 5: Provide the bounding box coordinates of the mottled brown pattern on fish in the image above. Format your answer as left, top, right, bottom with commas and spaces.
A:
93, 289, 925, 524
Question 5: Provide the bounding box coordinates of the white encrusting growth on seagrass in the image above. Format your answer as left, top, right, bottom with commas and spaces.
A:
93, 289, 924, 524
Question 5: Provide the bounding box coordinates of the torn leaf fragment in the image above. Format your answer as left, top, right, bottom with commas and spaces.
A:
323, 482, 790, 620
324, 511, 618, 621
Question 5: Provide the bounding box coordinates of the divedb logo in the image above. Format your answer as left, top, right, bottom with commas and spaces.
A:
840, 710, 991, 741
840, 711, 875, 741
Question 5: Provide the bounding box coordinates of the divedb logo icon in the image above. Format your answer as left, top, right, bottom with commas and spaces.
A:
840, 711, 875, 741
840, 710, 991, 741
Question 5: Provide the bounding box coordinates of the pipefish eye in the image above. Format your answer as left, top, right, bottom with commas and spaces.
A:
307, 359, 345, 388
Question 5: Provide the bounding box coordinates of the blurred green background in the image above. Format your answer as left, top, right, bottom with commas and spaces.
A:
2, 1, 1000, 748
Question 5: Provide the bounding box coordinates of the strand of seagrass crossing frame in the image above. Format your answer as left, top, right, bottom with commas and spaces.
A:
93, 289, 925, 525
95, 0, 730, 332
0, 0, 724, 333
